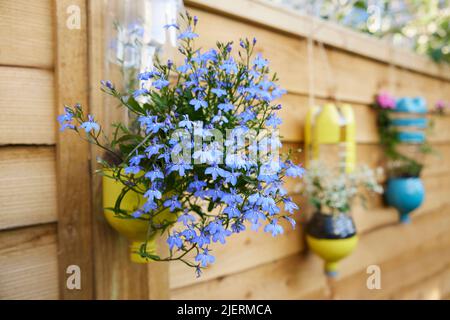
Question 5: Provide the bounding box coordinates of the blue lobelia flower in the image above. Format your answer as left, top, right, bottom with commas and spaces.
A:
205, 165, 230, 181
195, 249, 215, 267
179, 114, 193, 130
144, 188, 162, 202
205, 185, 224, 201
253, 53, 268, 69
189, 98, 208, 111
264, 219, 284, 237
152, 77, 170, 89
124, 165, 142, 175
206, 221, 231, 244
244, 207, 266, 225
168, 162, 193, 177
181, 226, 197, 241
164, 196, 182, 212
80, 115, 100, 133
283, 198, 299, 214
167, 233, 183, 251
129, 153, 145, 166
266, 114, 283, 129
138, 71, 158, 81
178, 27, 198, 40
133, 87, 149, 98
223, 205, 241, 218
132, 209, 145, 218
221, 189, 243, 206
271, 87, 287, 99
57, 107, 75, 131
224, 170, 241, 186
220, 58, 238, 74
218, 102, 234, 112
101, 80, 115, 90
144, 167, 164, 182
145, 143, 164, 158
177, 63, 191, 73
142, 200, 157, 213
231, 221, 246, 233
178, 210, 196, 226
192, 231, 211, 248
188, 176, 207, 192
285, 162, 305, 178
284, 216, 296, 229
211, 88, 227, 97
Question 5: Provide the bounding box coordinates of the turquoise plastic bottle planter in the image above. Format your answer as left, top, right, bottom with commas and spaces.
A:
385, 177, 425, 224
392, 97, 427, 144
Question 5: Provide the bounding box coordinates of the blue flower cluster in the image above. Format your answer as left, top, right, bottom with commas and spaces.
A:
58, 14, 304, 275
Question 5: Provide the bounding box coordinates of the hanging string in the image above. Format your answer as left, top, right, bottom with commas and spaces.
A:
387, 35, 397, 94
318, 41, 339, 104
307, 25, 316, 108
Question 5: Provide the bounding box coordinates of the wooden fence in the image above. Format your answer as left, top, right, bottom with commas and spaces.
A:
1, 0, 450, 299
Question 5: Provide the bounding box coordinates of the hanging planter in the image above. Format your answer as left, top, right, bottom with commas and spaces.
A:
302, 162, 383, 277
306, 211, 358, 277
102, 171, 177, 262
385, 177, 424, 224
57, 14, 305, 275
373, 93, 431, 223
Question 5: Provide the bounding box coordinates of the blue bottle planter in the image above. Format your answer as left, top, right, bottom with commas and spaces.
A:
385, 177, 425, 223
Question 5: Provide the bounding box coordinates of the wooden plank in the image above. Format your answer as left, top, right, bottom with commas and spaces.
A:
391, 267, 450, 300
328, 228, 450, 299
0, 224, 59, 299
171, 251, 328, 299
87, 0, 169, 299
0, 147, 57, 230
186, 0, 450, 81
0, 67, 55, 145
54, 0, 94, 299
172, 204, 450, 299
0, 0, 54, 69
278, 93, 450, 144
190, 8, 450, 106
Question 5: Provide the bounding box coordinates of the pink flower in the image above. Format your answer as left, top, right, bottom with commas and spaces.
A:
376, 92, 396, 109
435, 100, 447, 110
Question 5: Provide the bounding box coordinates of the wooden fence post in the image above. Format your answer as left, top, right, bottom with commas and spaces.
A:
87, 0, 170, 300
54, 0, 94, 299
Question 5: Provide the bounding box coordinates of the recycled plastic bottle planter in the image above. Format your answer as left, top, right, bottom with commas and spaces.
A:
385, 177, 425, 224
383, 97, 427, 223
102, 173, 174, 263
306, 212, 358, 277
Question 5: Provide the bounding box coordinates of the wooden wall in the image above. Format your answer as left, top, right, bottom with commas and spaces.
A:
1, 0, 450, 300
168, 0, 450, 300
0, 0, 59, 299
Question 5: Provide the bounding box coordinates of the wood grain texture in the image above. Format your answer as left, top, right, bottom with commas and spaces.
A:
190, 7, 450, 106
0, 67, 55, 145
0, 147, 57, 230
172, 204, 450, 299
327, 214, 450, 299
54, 0, 94, 299
186, 0, 450, 81
0, 224, 59, 300
0, 0, 54, 69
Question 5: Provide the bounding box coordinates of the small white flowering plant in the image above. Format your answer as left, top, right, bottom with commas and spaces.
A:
302, 161, 383, 215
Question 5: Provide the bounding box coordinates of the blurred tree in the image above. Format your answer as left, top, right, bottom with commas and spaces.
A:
266, 0, 450, 64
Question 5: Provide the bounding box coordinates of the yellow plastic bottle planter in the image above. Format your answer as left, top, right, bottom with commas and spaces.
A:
102, 172, 175, 263
305, 103, 356, 173
306, 212, 358, 277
